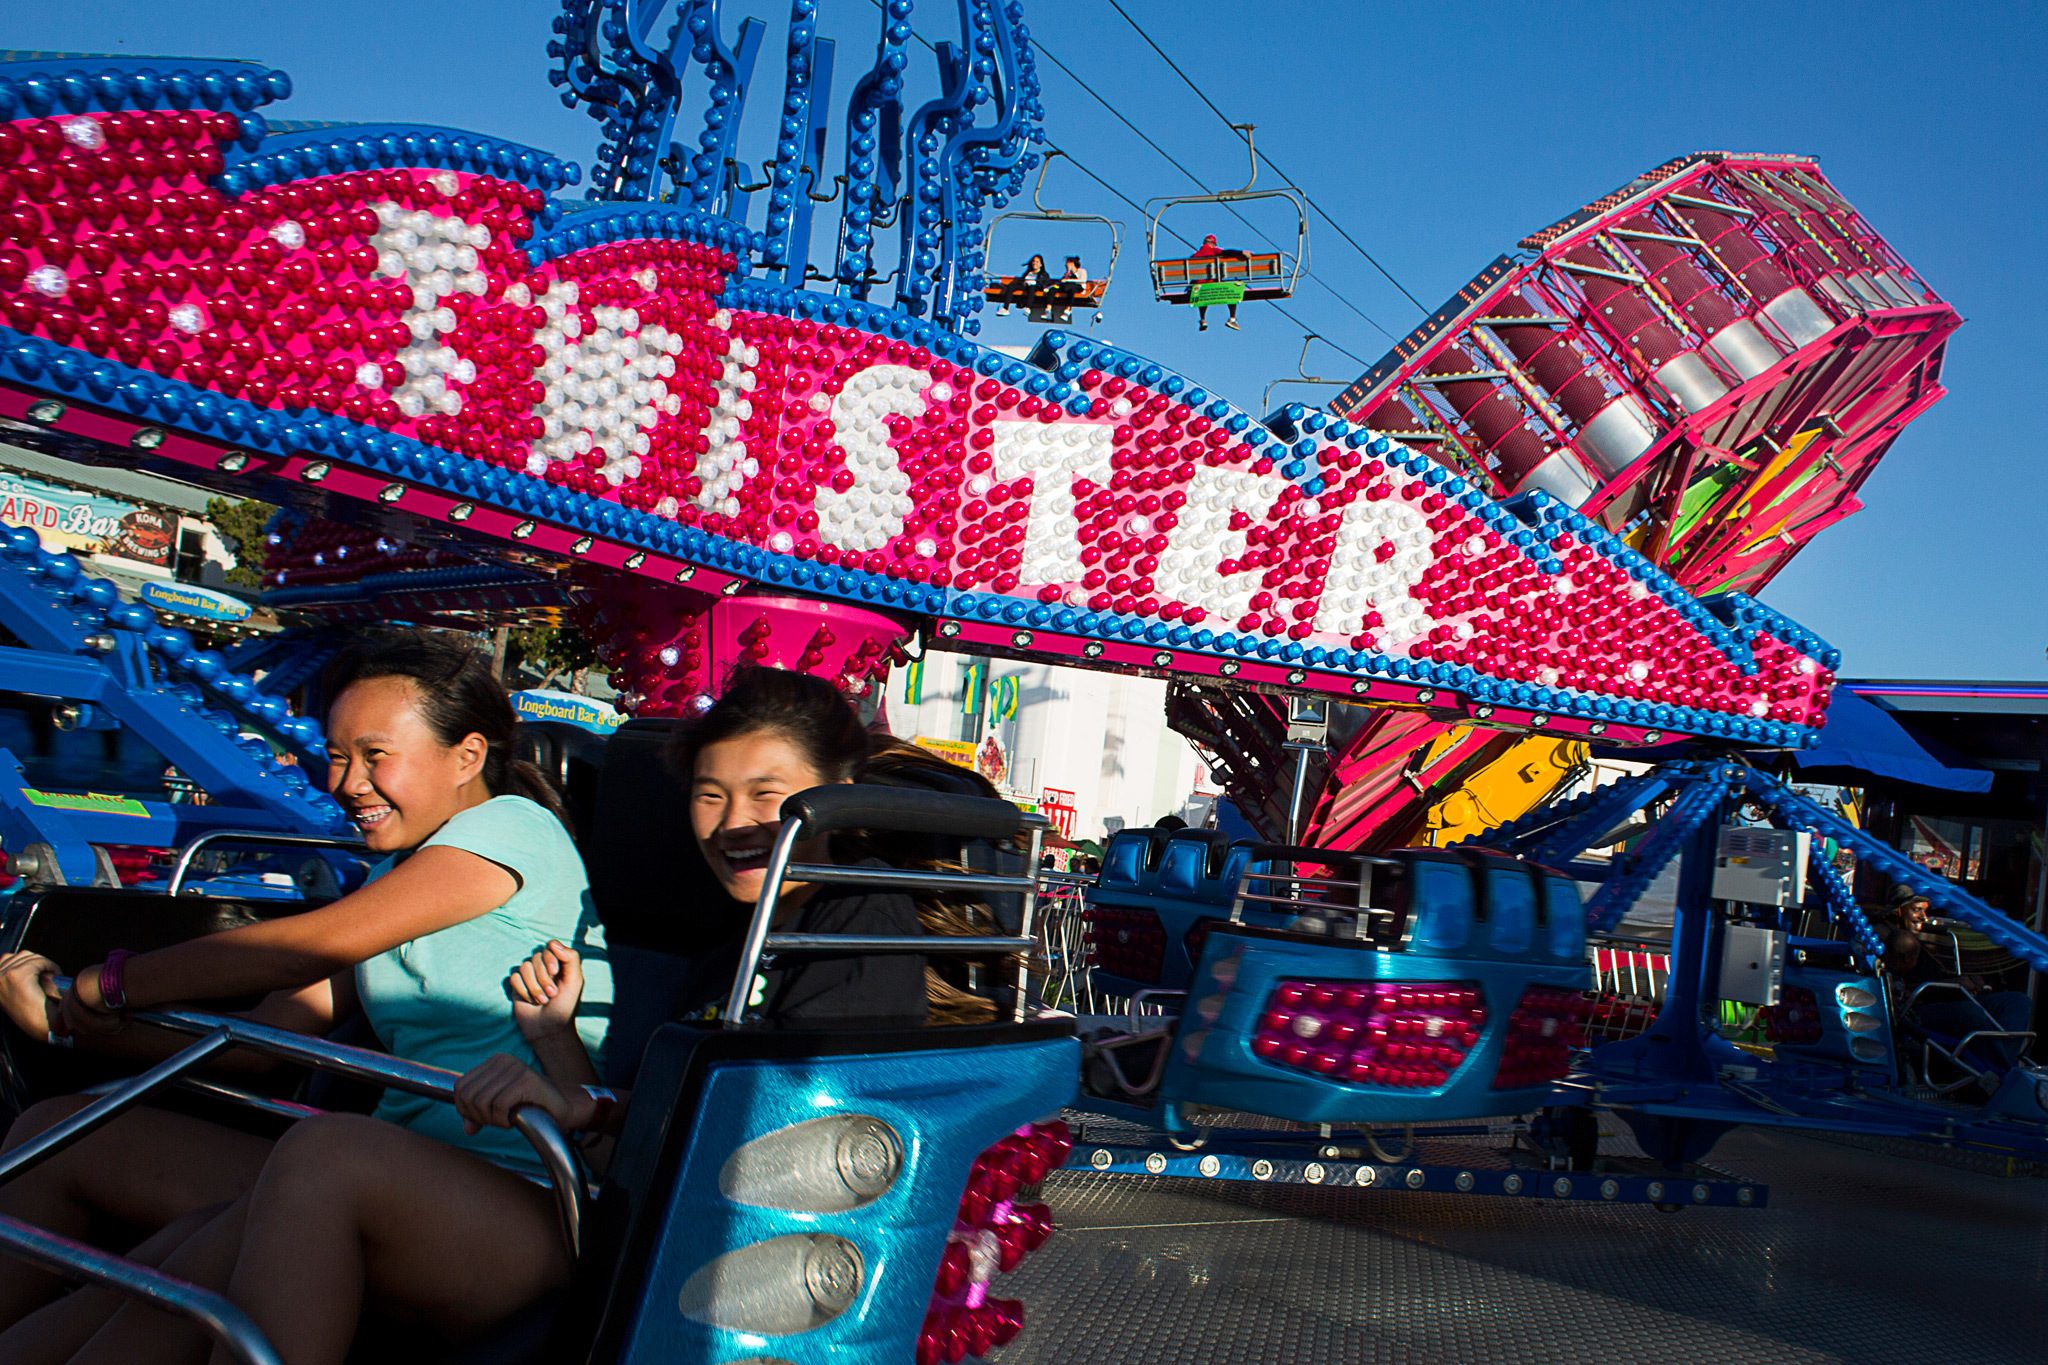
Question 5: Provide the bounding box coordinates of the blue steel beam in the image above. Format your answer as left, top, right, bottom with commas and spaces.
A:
1742, 766, 2048, 972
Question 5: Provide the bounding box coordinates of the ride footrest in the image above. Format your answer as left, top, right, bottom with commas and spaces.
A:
1063, 1138, 1765, 1208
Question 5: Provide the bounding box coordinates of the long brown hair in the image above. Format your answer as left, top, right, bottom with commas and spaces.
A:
324, 629, 574, 833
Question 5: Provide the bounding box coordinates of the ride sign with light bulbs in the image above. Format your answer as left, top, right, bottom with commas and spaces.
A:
0, 55, 1832, 748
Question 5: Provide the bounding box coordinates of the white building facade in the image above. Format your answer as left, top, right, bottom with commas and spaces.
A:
881, 655, 1216, 841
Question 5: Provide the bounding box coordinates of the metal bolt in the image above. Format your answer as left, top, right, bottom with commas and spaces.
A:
1303, 1163, 1326, 1185
1503, 1174, 1524, 1195
1406, 1169, 1426, 1189
1089, 1148, 1112, 1170
1355, 1166, 1377, 1187
1199, 1155, 1221, 1178
1692, 1183, 1710, 1203
1144, 1152, 1167, 1175
1250, 1159, 1273, 1181
1454, 1171, 1475, 1192
1552, 1176, 1573, 1198
1736, 1186, 1754, 1206
1600, 1179, 1619, 1200
1646, 1181, 1665, 1202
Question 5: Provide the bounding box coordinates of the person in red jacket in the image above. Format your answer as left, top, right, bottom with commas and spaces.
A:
1188, 235, 1244, 331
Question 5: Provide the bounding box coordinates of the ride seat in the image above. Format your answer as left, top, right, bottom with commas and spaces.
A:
515, 720, 609, 840
0, 886, 330, 1116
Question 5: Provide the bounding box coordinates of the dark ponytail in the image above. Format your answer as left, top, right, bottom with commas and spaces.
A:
324, 629, 574, 833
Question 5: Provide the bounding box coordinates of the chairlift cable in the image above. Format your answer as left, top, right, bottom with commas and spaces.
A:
1048, 147, 1368, 366
1100, 0, 1431, 313
865, 0, 1393, 347
1026, 46, 1395, 342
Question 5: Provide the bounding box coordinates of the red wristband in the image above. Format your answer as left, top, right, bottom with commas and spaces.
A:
99, 950, 134, 1012
580, 1086, 617, 1135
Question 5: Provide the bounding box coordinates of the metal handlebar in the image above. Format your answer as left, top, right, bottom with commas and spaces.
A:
3, 984, 588, 1259
725, 789, 1049, 1026
0, 1214, 283, 1365
166, 830, 370, 898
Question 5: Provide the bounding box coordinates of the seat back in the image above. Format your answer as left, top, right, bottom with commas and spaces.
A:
514, 720, 609, 840
582, 719, 749, 954
553, 1020, 1078, 1364
0, 887, 327, 1111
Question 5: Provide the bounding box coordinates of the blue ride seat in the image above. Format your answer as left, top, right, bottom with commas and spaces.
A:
1082, 838, 1595, 1126
1756, 965, 1896, 1076
345, 1018, 1078, 1365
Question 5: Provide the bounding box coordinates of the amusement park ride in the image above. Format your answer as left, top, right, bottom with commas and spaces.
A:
0, 3, 2037, 1363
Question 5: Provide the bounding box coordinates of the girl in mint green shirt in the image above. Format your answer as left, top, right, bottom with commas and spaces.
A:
0, 630, 605, 1343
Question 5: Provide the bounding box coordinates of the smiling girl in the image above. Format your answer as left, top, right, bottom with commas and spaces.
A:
42, 668, 933, 1365
0, 630, 609, 1347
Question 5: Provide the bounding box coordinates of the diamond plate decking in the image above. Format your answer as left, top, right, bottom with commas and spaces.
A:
995, 1122, 2048, 1364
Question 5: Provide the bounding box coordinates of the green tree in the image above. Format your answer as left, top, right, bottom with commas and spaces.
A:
204, 496, 278, 589
507, 623, 601, 690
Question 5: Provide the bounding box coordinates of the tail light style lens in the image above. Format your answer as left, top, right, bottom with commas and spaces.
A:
1836, 983, 1878, 1010
919, 1120, 1071, 1365
1760, 984, 1822, 1045
718, 1114, 903, 1212
1493, 985, 1592, 1089
1084, 907, 1166, 982
1849, 1036, 1888, 1062
1251, 980, 1486, 1089
675, 1232, 864, 1335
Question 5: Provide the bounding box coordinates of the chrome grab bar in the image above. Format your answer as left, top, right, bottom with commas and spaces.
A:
764, 934, 1036, 953
727, 797, 1049, 1027
166, 830, 369, 898
0, 1214, 283, 1365
10, 984, 586, 1262
0, 1028, 237, 1185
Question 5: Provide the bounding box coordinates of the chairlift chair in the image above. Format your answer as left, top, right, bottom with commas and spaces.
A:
984, 151, 1123, 325
1147, 124, 1308, 312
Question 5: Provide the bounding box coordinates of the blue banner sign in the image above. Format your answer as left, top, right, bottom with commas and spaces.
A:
512, 689, 626, 733
140, 579, 252, 623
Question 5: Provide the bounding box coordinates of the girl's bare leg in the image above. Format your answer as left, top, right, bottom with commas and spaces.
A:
0, 1202, 227, 1365
207, 1113, 569, 1365
0, 1099, 272, 1328
70, 1198, 249, 1365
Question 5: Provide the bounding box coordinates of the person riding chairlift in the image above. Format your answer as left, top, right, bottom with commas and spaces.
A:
997, 254, 1051, 316
1189, 234, 1245, 332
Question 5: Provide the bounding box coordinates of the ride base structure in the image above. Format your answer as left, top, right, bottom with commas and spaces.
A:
0, 5, 2014, 1364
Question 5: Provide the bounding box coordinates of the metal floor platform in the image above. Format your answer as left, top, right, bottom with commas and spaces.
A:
993, 1122, 2048, 1365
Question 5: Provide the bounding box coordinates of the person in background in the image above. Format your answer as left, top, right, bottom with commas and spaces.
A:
1189, 235, 1245, 332
1882, 887, 2032, 1073
998, 254, 1050, 316
1061, 255, 1088, 284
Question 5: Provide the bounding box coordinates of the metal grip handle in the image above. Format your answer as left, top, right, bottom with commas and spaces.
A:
780, 784, 1025, 841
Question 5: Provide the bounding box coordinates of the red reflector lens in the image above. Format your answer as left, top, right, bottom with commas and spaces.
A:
1493, 984, 1591, 1088
1252, 979, 1485, 1089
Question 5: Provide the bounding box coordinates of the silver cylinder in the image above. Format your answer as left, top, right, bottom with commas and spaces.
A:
1511, 446, 1603, 507
1653, 351, 1729, 414
1760, 287, 1836, 348
1573, 392, 1658, 478
1703, 317, 1783, 381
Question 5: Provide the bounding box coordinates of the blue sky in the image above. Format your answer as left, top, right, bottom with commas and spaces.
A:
14, 0, 2044, 680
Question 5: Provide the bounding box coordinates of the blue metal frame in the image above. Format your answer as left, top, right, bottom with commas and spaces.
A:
0, 530, 348, 885
1466, 758, 2048, 1163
